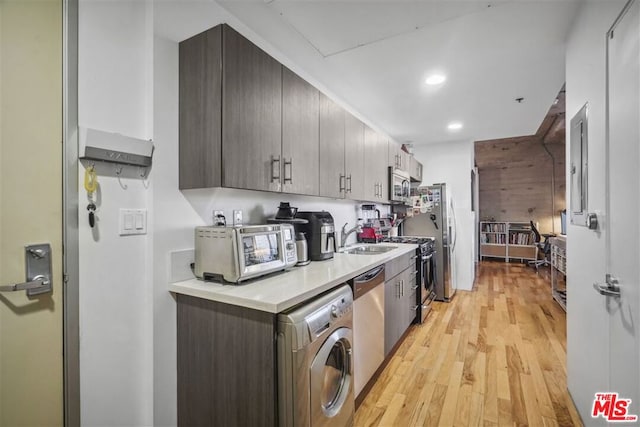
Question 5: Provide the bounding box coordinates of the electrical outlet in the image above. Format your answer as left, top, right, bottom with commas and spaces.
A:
233, 210, 243, 226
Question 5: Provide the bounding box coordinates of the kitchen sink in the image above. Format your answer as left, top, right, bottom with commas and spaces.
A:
342, 245, 397, 255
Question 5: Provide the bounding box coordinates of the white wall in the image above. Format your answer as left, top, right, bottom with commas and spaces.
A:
78, 1, 154, 425
412, 140, 476, 291
565, 0, 626, 422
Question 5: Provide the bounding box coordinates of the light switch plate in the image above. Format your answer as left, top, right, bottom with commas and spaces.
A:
119, 209, 147, 236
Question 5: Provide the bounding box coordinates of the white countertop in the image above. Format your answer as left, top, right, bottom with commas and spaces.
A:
169, 243, 417, 313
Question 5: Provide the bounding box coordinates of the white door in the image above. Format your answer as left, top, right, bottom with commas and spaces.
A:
0, 0, 64, 425
598, 0, 640, 422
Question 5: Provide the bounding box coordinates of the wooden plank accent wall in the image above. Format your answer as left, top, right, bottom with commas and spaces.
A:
475, 137, 565, 235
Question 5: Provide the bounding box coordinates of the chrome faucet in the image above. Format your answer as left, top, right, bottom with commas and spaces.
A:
340, 222, 362, 249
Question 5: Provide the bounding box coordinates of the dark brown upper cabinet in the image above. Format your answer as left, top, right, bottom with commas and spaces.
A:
179, 26, 222, 190
344, 113, 365, 200
388, 141, 409, 171
222, 25, 283, 192
319, 93, 346, 199
179, 23, 394, 203
281, 67, 320, 196
364, 126, 389, 202
409, 156, 423, 183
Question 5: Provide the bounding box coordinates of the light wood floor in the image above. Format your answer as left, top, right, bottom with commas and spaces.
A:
355, 261, 583, 426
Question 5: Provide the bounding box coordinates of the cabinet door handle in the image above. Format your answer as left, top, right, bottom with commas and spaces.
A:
339, 174, 346, 193
283, 158, 293, 183
346, 174, 352, 193
271, 155, 281, 182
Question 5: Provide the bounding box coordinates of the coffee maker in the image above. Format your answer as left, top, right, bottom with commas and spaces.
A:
295, 211, 335, 261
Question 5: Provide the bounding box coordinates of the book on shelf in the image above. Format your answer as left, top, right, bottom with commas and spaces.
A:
481, 233, 506, 244
508, 223, 532, 231
509, 231, 533, 246
481, 222, 506, 233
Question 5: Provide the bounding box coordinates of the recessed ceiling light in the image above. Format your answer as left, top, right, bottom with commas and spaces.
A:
425, 74, 446, 86
448, 122, 463, 131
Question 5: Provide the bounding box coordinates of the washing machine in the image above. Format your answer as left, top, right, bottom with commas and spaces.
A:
277, 285, 354, 427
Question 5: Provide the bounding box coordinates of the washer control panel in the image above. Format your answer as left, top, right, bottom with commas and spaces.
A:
305, 292, 353, 338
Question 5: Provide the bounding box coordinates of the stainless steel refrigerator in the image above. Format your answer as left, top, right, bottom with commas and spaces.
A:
403, 183, 457, 302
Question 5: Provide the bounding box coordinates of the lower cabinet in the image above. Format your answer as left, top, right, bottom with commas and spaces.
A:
176, 295, 278, 426
384, 257, 417, 356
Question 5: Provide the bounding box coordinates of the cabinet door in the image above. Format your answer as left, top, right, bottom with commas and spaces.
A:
409, 156, 423, 183
222, 25, 282, 192
389, 142, 408, 171
376, 133, 390, 202
282, 67, 319, 196
319, 94, 345, 198
344, 113, 365, 200
388, 140, 399, 169
403, 267, 418, 329
384, 278, 400, 356
400, 149, 409, 171
179, 26, 222, 190
363, 125, 379, 201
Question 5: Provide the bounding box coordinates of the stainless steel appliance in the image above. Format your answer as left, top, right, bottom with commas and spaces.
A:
277, 285, 354, 427
295, 232, 310, 266
403, 183, 456, 301
194, 224, 297, 283
384, 236, 436, 322
389, 167, 410, 205
296, 211, 336, 261
348, 265, 385, 397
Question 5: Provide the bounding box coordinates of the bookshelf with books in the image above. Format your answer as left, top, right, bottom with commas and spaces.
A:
480, 221, 537, 262
480, 222, 507, 259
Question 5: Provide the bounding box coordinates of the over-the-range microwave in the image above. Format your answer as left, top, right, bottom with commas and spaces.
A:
389, 167, 411, 205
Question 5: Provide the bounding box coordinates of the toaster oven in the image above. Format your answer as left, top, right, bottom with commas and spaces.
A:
195, 224, 297, 283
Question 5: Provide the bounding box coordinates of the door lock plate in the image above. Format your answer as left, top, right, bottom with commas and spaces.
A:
25, 243, 52, 296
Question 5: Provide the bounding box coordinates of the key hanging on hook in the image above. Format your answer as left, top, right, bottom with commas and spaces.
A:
84, 166, 99, 228
87, 203, 96, 228
84, 165, 98, 194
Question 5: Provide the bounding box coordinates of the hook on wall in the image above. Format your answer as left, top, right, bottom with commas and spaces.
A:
140, 167, 150, 189
116, 166, 128, 190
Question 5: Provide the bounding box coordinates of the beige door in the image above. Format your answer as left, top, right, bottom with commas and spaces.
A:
0, 0, 63, 425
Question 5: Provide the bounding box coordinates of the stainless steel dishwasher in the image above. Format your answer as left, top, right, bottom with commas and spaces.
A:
349, 264, 385, 398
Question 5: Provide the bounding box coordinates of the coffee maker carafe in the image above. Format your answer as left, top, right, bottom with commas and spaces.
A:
295, 211, 335, 261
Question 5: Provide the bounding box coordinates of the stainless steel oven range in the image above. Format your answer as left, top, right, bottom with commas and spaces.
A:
383, 236, 436, 323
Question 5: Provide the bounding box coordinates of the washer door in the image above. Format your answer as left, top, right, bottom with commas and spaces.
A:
309, 327, 354, 427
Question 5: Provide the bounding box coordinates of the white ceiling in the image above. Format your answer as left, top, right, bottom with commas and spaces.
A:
155, 0, 580, 145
